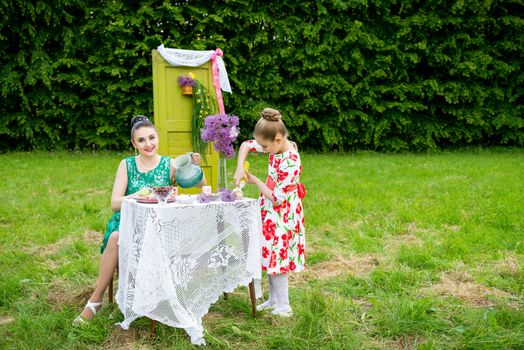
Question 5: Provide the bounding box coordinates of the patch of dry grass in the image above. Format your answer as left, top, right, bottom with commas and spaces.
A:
427, 271, 512, 307
367, 335, 427, 350
493, 253, 521, 276
289, 253, 382, 286
26, 229, 102, 258
46, 277, 94, 311
101, 327, 153, 350
0, 316, 15, 326
384, 233, 424, 253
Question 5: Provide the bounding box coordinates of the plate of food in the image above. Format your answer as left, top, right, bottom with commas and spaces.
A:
135, 197, 176, 204
134, 186, 176, 204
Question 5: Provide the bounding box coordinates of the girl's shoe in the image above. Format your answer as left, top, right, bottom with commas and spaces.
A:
256, 299, 277, 311
72, 300, 103, 325
271, 306, 293, 317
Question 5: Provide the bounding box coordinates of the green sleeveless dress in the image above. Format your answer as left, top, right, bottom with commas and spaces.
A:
100, 156, 172, 253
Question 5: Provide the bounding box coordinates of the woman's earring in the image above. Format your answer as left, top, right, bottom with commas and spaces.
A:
134, 148, 138, 155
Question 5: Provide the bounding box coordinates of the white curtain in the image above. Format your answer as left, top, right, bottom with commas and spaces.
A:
157, 44, 232, 93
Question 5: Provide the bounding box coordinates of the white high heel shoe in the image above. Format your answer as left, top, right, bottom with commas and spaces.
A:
73, 300, 103, 325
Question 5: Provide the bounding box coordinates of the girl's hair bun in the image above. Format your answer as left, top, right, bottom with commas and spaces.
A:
260, 108, 281, 122
254, 107, 288, 140
131, 115, 149, 128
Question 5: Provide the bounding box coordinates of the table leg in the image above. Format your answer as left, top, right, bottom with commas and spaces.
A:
108, 276, 113, 303
249, 279, 257, 317
150, 319, 156, 337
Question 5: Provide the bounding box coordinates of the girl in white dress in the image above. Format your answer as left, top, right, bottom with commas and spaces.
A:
234, 108, 306, 317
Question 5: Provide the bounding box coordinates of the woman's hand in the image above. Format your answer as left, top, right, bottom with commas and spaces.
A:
128, 191, 140, 199
191, 153, 202, 165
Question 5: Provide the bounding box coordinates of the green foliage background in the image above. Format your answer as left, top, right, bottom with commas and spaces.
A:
1, 0, 523, 151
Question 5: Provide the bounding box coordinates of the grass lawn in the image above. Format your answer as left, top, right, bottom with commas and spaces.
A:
0, 148, 523, 349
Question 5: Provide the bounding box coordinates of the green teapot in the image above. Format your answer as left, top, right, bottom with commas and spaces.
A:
173, 153, 203, 188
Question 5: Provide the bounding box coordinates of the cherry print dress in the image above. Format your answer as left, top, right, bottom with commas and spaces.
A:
245, 140, 306, 275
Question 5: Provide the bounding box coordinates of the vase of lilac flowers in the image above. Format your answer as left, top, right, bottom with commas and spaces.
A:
201, 113, 240, 189
177, 73, 195, 95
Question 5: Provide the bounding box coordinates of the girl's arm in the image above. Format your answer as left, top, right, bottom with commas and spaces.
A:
234, 142, 250, 186
248, 153, 301, 206
246, 173, 275, 204
234, 140, 265, 186
110, 160, 134, 211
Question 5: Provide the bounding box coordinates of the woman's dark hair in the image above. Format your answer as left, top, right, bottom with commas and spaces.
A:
130, 115, 155, 138
254, 108, 288, 141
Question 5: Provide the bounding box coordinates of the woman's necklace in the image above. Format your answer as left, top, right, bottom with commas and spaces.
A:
137, 155, 159, 172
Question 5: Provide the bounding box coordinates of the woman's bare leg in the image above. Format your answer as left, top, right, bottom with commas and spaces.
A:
79, 232, 119, 321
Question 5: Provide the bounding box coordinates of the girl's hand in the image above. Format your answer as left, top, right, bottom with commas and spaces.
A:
191, 153, 201, 165
233, 167, 248, 186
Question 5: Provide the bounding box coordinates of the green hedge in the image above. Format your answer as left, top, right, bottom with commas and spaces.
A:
1, 0, 522, 151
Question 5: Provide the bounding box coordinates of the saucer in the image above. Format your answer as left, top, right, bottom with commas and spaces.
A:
135, 197, 175, 204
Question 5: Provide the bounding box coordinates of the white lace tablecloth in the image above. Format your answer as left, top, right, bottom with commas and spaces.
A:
116, 197, 262, 345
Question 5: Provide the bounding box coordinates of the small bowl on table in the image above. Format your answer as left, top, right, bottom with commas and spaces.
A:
151, 186, 177, 204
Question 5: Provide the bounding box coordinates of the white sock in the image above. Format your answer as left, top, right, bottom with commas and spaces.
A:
271, 274, 292, 316
256, 275, 278, 311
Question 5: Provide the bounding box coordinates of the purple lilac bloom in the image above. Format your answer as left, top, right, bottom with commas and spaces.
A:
218, 188, 236, 202
201, 113, 240, 159
177, 75, 195, 87
197, 193, 213, 203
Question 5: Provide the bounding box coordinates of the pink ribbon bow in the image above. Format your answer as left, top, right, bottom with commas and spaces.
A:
211, 48, 225, 114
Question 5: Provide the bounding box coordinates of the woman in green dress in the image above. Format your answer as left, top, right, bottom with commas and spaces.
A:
74, 115, 205, 324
